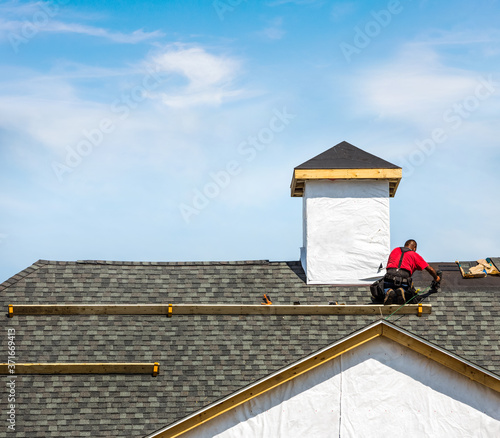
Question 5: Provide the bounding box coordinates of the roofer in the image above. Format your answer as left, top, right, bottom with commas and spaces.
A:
376, 240, 441, 305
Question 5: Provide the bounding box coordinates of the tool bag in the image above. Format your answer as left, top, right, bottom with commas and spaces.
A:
385, 268, 411, 287
370, 277, 385, 303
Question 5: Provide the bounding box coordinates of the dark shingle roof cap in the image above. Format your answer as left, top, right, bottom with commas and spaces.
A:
295, 141, 400, 170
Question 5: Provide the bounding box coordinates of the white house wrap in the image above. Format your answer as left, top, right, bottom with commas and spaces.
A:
301, 179, 390, 284
179, 336, 500, 438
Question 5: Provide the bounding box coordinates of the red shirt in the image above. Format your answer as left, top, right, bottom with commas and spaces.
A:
387, 247, 428, 275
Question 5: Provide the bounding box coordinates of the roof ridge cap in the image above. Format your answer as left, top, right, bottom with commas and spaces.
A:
75, 260, 271, 266
0, 259, 49, 291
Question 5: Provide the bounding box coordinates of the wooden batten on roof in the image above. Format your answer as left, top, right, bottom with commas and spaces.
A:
290, 141, 402, 197
0, 362, 160, 375
7, 303, 431, 316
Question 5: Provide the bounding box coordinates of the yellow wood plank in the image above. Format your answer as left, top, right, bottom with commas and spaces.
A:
10, 304, 171, 315
290, 168, 402, 197
294, 168, 402, 180
155, 325, 383, 438
0, 363, 158, 374
172, 304, 430, 315
9, 304, 431, 316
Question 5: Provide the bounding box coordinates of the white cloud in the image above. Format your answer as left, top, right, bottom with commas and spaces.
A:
351, 44, 500, 129
153, 46, 239, 90
41, 22, 164, 43
0, 49, 254, 193
148, 45, 245, 108
0, 72, 108, 154
0, 1, 164, 44
0, 0, 41, 16
0, 18, 163, 44
0, 42, 248, 160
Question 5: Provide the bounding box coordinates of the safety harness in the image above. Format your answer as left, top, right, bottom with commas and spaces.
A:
384, 247, 413, 288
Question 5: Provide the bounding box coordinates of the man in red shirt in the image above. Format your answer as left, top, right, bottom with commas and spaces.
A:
383, 239, 440, 305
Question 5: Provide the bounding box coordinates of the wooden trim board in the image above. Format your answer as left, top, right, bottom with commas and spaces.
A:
294, 168, 402, 180
8, 304, 431, 316
0, 362, 159, 375
290, 168, 402, 197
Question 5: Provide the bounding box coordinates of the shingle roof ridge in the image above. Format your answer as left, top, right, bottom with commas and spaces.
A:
75, 259, 271, 266
0, 259, 49, 291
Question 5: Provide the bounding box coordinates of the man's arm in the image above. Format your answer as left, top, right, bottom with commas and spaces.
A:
425, 265, 441, 282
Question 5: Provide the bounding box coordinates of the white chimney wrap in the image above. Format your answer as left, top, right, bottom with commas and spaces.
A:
301, 179, 390, 284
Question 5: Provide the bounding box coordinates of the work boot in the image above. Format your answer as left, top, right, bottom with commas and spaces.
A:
395, 288, 406, 305
383, 289, 396, 305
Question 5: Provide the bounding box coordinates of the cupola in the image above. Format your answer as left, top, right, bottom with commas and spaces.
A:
291, 141, 402, 284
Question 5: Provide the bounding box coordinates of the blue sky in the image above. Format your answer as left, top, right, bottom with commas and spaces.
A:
1, 0, 499, 282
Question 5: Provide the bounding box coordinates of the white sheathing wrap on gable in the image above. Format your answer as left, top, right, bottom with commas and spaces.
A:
302, 179, 390, 284
180, 337, 500, 438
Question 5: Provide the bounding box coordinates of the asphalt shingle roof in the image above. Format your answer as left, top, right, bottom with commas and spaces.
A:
1, 259, 499, 437
295, 141, 401, 170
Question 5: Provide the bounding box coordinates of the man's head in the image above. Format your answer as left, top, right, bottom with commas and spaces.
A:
404, 239, 417, 251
